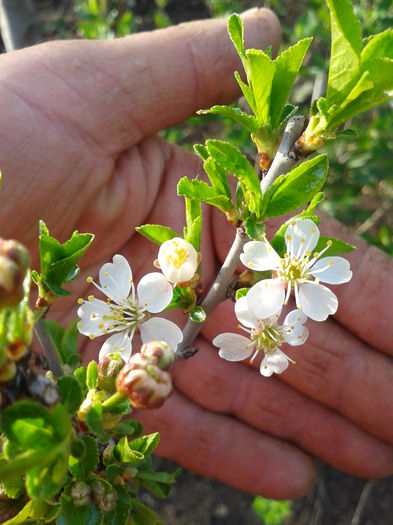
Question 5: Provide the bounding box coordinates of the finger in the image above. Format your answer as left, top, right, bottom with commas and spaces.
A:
0, 9, 280, 155
136, 391, 316, 499
173, 337, 393, 478
202, 298, 393, 446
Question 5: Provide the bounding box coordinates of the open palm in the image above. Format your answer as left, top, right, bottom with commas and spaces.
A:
1, 9, 393, 498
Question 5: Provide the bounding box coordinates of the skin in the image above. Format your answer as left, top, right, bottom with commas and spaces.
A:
0, 7, 392, 499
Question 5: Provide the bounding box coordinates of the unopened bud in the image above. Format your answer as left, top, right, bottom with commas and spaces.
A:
92, 481, 117, 513
116, 353, 172, 409
71, 481, 91, 507
140, 341, 174, 371
225, 208, 240, 226
98, 352, 125, 393
77, 389, 106, 422
7, 341, 29, 361
0, 257, 25, 308
0, 239, 30, 273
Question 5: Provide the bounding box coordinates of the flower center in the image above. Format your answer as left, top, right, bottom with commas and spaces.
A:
165, 242, 189, 269
277, 253, 311, 283
250, 322, 283, 353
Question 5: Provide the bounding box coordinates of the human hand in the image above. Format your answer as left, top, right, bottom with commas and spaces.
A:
0, 8, 392, 500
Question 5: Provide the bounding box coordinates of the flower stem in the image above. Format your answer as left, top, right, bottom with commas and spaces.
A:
34, 317, 64, 377
176, 227, 248, 359
102, 391, 127, 410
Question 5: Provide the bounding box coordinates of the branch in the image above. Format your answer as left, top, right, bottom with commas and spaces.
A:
0, 0, 37, 51
34, 318, 64, 377
176, 227, 248, 359
260, 116, 305, 194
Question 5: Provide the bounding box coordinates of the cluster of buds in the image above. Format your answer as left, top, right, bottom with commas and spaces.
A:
0, 239, 32, 387
115, 341, 174, 410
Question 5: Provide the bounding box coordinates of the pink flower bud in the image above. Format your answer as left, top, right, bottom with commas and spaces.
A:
0, 256, 25, 308
116, 353, 172, 409
140, 341, 174, 371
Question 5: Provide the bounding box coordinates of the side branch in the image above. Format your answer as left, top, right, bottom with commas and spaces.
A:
34, 318, 64, 377
176, 227, 248, 359
260, 116, 305, 194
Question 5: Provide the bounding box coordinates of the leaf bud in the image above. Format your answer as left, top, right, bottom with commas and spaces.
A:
98, 352, 125, 393
77, 388, 106, 422
116, 353, 173, 409
0, 359, 17, 382
140, 341, 174, 371
71, 481, 92, 507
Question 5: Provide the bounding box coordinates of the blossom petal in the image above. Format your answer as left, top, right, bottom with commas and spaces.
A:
158, 237, 198, 283
77, 299, 113, 336
260, 349, 290, 377
285, 219, 319, 259
234, 296, 259, 329
240, 241, 280, 271
298, 281, 338, 321
283, 308, 308, 326
140, 317, 183, 351
137, 273, 173, 313
99, 254, 132, 303
246, 278, 286, 319
310, 256, 352, 284
282, 323, 309, 346
213, 333, 254, 362
99, 332, 132, 362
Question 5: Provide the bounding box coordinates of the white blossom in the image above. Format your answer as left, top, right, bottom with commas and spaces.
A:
240, 218, 352, 321
158, 237, 198, 284
77, 254, 183, 362
213, 297, 308, 377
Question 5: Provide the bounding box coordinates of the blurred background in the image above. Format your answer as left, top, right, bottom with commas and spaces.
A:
0, 1, 392, 523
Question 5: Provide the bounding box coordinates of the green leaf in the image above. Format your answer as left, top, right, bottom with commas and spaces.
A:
74, 367, 88, 396
69, 435, 99, 480
26, 454, 68, 499
279, 103, 298, 126
63, 321, 80, 363
114, 419, 143, 438
203, 158, 231, 199
177, 178, 231, 212
38, 222, 94, 297
235, 288, 249, 300
193, 144, 209, 161
58, 494, 89, 525
228, 14, 245, 63
265, 154, 328, 217
197, 105, 258, 133
1, 401, 55, 449
85, 402, 103, 435
130, 432, 160, 456
130, 500, 164, 525
136, 468, 181, 499
205, 140, 262, 216
114, 436, 144, 465
165, 285, 196, 312
314, 236, 355, 257
135, 224, 179, 246
270, 38, 312, 129
184, 198, 202, 251
234, 71, 257, 115
103, 484, 132, 525
86, 361, 98, 389
244, 219, 265, 241
326, 0, 362, 107
245, 49, 275, 124
106, 464, 124, 483
304, 192, 325, 214
57, 376, 83, 414
361, 28, 393, 63
2, 502, 33, 525
189, 306, 206, 323
1, 477, 24, 499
